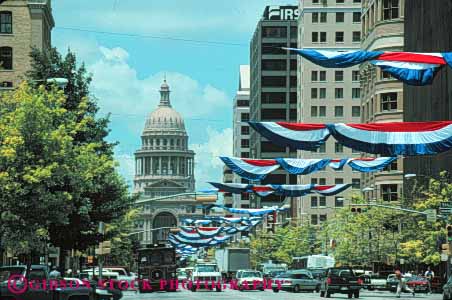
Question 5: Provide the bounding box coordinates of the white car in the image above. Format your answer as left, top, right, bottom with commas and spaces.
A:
190, 263, 222, 292
103, 267, 136, 286
236, 270, 265, 291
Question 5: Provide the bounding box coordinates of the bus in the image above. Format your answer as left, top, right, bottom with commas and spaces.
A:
291, 255, 335, 270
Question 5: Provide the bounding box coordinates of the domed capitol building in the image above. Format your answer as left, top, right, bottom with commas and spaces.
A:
133, 80, 216, 244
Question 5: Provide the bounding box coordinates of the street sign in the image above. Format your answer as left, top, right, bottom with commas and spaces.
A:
425, 209, 437, 222
441, 253, 448, 261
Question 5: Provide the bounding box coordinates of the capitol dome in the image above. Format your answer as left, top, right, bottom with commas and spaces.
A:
144, 80, 185, 132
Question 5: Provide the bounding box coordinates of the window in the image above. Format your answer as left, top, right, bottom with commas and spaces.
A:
352, 70, 360, 82
290, 92, 297, 103
353, 12, 361, 23
354, 0, 361, 2
335, 178, 344, 184
262, 26, 287, 38
335, 70, 344, 82
335, 32, 344, 43
311, 178, 318, 185
262, 92, 286, 104
0, 47, 12, 70
290, 26, 298, 38
312, 71, 318, 82
312, 32, 319, 43
319, 197, 326, 207
290, 76, 297, 88
334, 106, 344, 117
352, 88, 361, 99
317, 143, 326, 153
319, 106, 326, 116
262, 76, 286, 87
381, 92, 398, 111
241, 152, 250, 158
0, 11, 12, 34
241, 139, 249, 148
319, 178, 326, 185
383, 0, 399, 20
290, 60, 297, 71
241, 126, 250, 135
312, 12, 319, 23
319, 71, 326, 81
381, 184, 398, 202
311, 106, 318, 117
311, 197, 318, 208
336, 0, 344, 3
261, 141, 285, 153
262, 43, 287, 54
319, 88, 326, 99
311, 88, 318, 99
261, 109, 286, 120
335, 197, 344, 207
320, 214, 327, 223
353, 31, 361, 42
0, 81, 12, 88
381, 70, 393, 80
262, 60, 286, 71
313, 0, 319, 3
352, 106, 361, 117
241, 113, 249, 122
237, 100, 249, 107
383, 160, 398, 172
335, 142, 344, 153
289, 109, 297, 121
335, 88, 343, 99
352, 178, 361, 189
311, 215, 318, 225
320, 32, 327, 42
336, 12, 344, 23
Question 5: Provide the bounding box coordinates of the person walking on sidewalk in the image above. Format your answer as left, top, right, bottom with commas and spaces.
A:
395, 269, 415, 298
425, 267, 435, 294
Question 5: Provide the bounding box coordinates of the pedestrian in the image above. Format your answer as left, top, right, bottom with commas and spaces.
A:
49, 266, 61, 279
424, 266, 434, 294
395, 269, 415, 298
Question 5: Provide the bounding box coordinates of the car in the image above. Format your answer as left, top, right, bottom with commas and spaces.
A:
236, 270, 265, 291
103, 266, 136, 286
190, 262, 222, 292
360, 274, 387, 290
177, 268, 190, 281
386, 274, 399, 292
272, 270, 320, 293
309, 268, 327, 280
319, 267, 363, 298
406, 276, 429, 293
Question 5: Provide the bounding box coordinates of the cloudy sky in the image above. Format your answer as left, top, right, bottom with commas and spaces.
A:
52, 0, 295, 190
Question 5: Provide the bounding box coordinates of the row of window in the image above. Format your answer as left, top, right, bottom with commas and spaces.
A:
312, 11, 361, 23
311, 105, 361, 118
262, 59, 297, 71
362, 92, 399, 121
311, 87, 361, 99
312, 0, 361, 4
363, 0, 401, 37
261, 76, 297, 88
0, 46, 12, 70
262, 92, 297, 104
142, 137, 187, 149
311, 196, 345, 208
312, 70, 360, 82
261, 26, 298, 39
312, 31, 361, 43
261, 108, 297, 121
311, 214, 327, 225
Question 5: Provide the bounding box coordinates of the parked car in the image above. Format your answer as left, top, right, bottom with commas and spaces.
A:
309, 268, 327, 280
272, 269, 320, 293
360, 274, 387, 290
319, 267, 363, 298
386, 274, 399, 292
406, 276, 429, 293
236, 270, 264, 291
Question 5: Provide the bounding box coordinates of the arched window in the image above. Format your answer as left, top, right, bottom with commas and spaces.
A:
0, 12, 12, 34
0, 47, 12, 70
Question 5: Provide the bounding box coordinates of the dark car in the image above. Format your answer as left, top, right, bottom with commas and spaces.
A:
406, 276, 429, 293
320, 267, 363, 298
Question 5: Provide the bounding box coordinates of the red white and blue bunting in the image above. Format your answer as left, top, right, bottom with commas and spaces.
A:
220, 156, 279, 181
285, 49, 452, 86
313, 184, 352, 196
219, 156, 397, 180
249, 121, 452, 156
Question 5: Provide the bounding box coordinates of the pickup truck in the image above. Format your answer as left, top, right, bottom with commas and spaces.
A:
360, 274, 388, 290
320, 267, 363, 298
0, 265, 93, 300
190, 262, 222, 292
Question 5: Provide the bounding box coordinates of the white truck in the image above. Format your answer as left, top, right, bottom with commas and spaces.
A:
215, 248, 251, 280
190, 261, 222, 292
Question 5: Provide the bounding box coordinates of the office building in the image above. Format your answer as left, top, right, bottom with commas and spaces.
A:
297, 0, 362, 225
249, 5, 299, 209
360, 0, 405, 203
0, 0, 54, 90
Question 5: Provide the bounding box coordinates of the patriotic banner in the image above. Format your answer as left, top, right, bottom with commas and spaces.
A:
171, 234, 213, 245
271, 184, 315, 197
208, 182, 252, 194
313, 184, 352, 196
196, 227, 224, 238
215, 205, 288, 216
178, 228, 202, 240
276, 158, 331, 175
248, 122, 330, 150
220, 156, 279, 181
328, 159, 349, 170
285, 48, 452, 86
326, 121, 452, 156
347, 157, 397, 172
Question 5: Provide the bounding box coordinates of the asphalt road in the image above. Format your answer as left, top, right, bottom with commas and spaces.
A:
122, 289, 443, 300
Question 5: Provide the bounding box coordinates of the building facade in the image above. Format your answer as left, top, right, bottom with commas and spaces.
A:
249, 5, 299, 209
232, 65, 251, 208
403, 0, 452, 182
360, 0, 405, 202
297, 0, 362, 225
133, 80, 198, 244
0, 0, 54, 89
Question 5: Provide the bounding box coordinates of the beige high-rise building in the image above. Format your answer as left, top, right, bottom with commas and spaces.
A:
0, 0, 54, 90
297, 0, 363, 226
360, 0, 404, 203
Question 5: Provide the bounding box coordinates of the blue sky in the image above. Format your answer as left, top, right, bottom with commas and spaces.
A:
52, 0, 295, 190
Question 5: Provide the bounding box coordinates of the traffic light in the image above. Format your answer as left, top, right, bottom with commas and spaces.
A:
447, 225, 452, 241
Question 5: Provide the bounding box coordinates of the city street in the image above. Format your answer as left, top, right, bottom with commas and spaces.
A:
122, 290, 443, 300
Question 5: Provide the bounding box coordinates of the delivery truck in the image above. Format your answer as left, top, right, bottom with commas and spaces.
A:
215, 248, 250, 281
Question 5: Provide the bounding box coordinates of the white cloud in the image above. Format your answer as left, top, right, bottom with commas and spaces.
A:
190, 127, 233, 190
